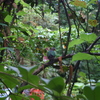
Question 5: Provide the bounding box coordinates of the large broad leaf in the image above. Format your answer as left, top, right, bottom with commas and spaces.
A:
80, 33, 97, 42
10, 94, 29, 100
83, 86, 100, 100
40, 78, 50, 84
4, 15, 12, 23
72, 52, 94, 61
68, 39, 84, 49
29, 95, 40, 100
46, 77, 65, 94
83, 86, 94, 100
94, 86, 100, 100
8, 66, 20, 75
18, 66, 40, 86
0, 97, 7, 100
76, 94, 88, 100
0, 72, 18, 88
18, 85, 33, 93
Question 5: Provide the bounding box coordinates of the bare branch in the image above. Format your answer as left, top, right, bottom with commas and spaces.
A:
86, 36, 100, 52
61, 0, 71, 55
33, 54, 73, 75
89, 53, 100, 56
58, 0, 63, 54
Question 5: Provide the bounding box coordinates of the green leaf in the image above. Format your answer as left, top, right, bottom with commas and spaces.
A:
20, 0, 29, 7
0, 90, 6, 93
46, 77, 65, 94
0, 47, 14, 52
29, 95, 40, 100
57, 96, 74, 100
8, 66, 20, 75
18, 85, 33, 93
83, 86, 94, 100
28, 74, 40, 86
96, 82, 100, 86
88, 0, 97, 5
72, 52, 94, 61
0, 97, 7, 100
80, 33, 97, 42
94, 86, 100, 100
76, 94, 88, 100
4, 15, 12, 23
68, 39, 84, 49
17, 11, 26, 16
0, 72, 18, 88
10, 94, 29, 100
18, 66, 40, 86
41, 78, 50, 84
79, 72, 86, 77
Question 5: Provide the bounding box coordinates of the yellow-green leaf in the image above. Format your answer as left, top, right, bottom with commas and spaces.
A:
88, 20, 98, 27
71, 0, 87, 8
4, 15, 12, 23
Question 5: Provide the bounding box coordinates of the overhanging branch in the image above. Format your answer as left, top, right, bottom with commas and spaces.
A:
33, 54, 73, 75
86, 36, 100, 52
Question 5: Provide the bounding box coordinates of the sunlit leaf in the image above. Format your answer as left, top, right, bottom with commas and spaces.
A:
80, 33, 97, 42
72, 52, 94, 61
4, 15, 12, 23
88, 0, 97, 4
68, 39, 84, 49
20, 0, 29, 7
17, 11, 26, 16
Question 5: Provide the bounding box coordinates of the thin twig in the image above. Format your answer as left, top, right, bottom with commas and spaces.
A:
58, 0, 63, 54
86, 36, 100, 52
61, 0, 71, 55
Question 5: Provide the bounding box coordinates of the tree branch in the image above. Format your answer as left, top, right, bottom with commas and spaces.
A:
86, 36, 100, 52
33, 35, 100, 75
58, 0, 63, 54
89, 53, 100, 56
33, 54, 73, 75
61, 0, 71, 55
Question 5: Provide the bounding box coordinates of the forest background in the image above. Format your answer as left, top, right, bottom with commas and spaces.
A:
0, 0, 100, 100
